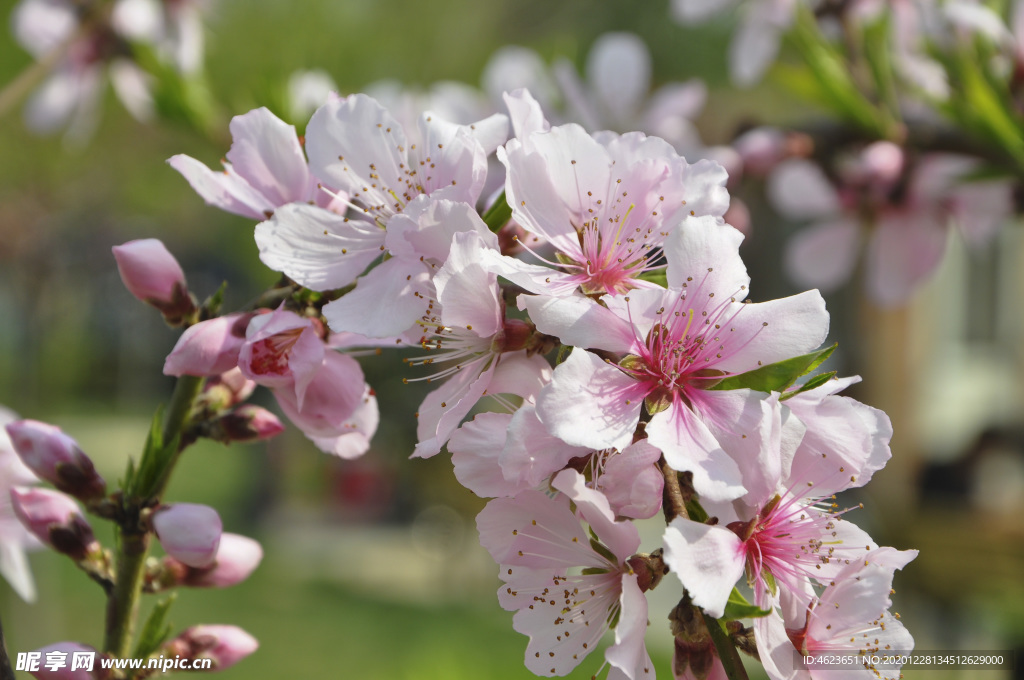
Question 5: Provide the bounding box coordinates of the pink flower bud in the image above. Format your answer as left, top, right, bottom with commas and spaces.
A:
733, 126, 787, 175
10, 488, 98, 560
112, 239, 195, 322
163, 313, 251, 377
164, 625, 258, 671
29, 642, 101, 680
182, 533, 263, 588
213, 405, 285, 444
5, 421, 106, 500
152, 503, 222, 568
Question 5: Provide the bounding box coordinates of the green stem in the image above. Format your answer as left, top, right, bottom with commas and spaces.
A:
700, 610, 750, 680
104, 373, 204, 661
103, 532, 149, 658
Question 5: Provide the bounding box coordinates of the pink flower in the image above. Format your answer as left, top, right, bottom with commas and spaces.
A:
671, 0, 799, 87
524, 217, 828, 500
12, 0, 154, 142
662, 376, 894, 619
476, 470, 653, 678
212, 405, 285, 444
5, 420, 106, 501
486, 123, 729, 297
152, 503, 222, 568
321, 197, 498, 339
0, 406, 40, 602
254, 94, 507, 293
757, 548, 917, 680
404, 231, 551, 458
238, 308, 325, 403
169, 107, 322, 221
552, 32, 708, 153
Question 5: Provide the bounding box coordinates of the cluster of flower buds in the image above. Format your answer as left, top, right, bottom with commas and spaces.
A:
163, 82, 917, 680
2, 418, 261, 673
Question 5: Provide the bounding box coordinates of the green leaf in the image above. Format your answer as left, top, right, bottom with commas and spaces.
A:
482, 192, 512, 233
133, 593, 177, 660
634, 269, 667, 288
781, 371, 837, 400
720, 587, 771, 621
125, 407, 166, 500
684, 498, 709, 524
202, 282, 228, 318
710, 343, 836, 394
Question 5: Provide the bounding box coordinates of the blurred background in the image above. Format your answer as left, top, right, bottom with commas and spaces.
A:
1, 0, 1023, 678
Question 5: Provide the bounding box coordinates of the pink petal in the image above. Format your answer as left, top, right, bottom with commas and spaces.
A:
710, 289, 829, 374
536, 349, 644, 452
604, 573, 655, 680
865, 212, 947, 306
663, 518, 745, 618
596, 440, 664, 520
450, 413, 530, 498
647, 399, 747, 502
321, 258, 432, 338
784, 217, 861, 292
500, 404, 588, 488
255, 204, 384, 291
167, 155, 271, 220
521, 294, 641, 355
664, 215, 750, 298
305, 94, 409, 203
225, 107, 313, 207
434, 232, 503, 337
767, 158, 841, 220
586, 32, 651, 123
553, 470, 641, 562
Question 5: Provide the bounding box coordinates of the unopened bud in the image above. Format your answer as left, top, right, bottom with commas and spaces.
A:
5, 421, 106, 501
152, 503, 222, 568
164, 625, 258, 670
164, 313, 251, 377
10, 488, 98, 560
29, 642, 102, 680
183, 533, 263, 588
113, 239, 196, 324
209, 405, 285, 444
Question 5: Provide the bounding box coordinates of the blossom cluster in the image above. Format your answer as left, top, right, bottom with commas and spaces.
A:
153, 86, 918, 679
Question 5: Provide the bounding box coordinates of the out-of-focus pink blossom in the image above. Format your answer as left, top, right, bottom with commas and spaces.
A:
10, 487, 98, 560
213, 405, 285, 444
5, 420, 106, 501
0, 406, 40, 602
152, 503, 222, 569
771, 150, 1014, 305
165, 625, 259, 671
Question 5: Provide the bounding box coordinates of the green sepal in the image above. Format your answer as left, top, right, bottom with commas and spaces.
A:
720, 587, 771, 622
709, 343, 836, 394
581, 567, 610, 576
133, 593, 177, 660
202, 281, 228, 318
781, 371, 837, 400
482, 192, 512, 233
